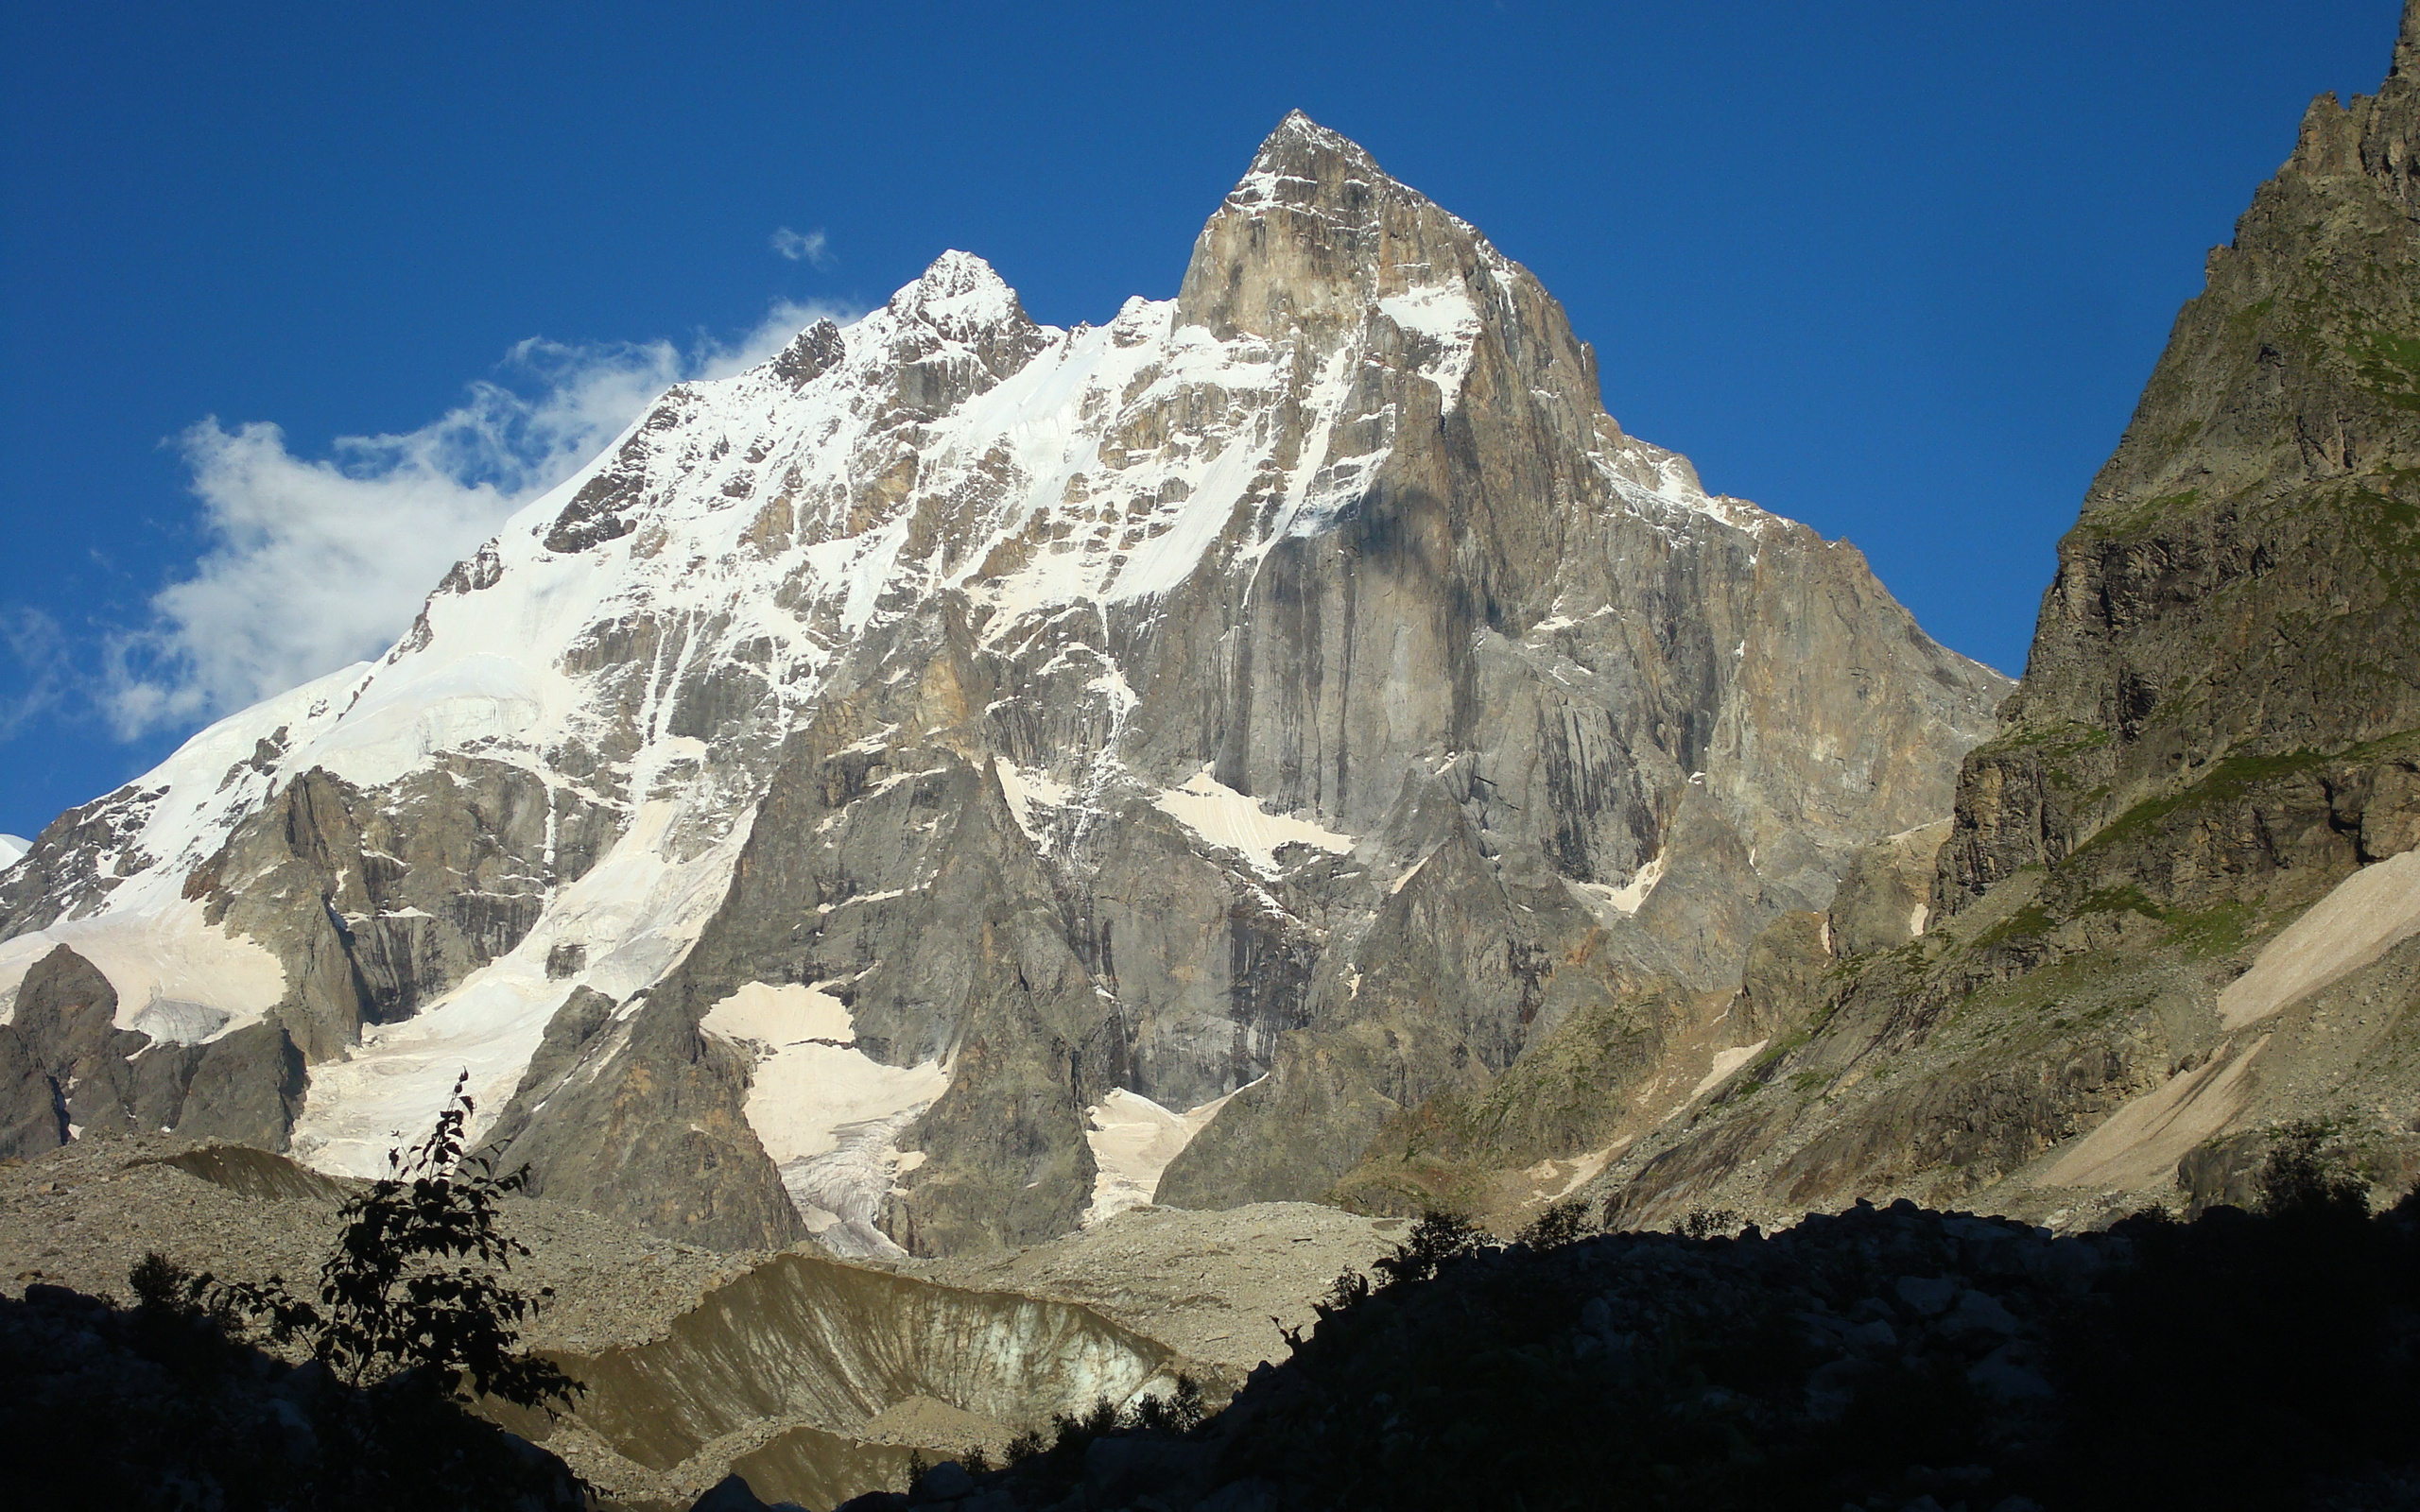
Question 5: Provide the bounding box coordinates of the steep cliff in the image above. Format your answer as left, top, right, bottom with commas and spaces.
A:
1591, 3, 2420, 1230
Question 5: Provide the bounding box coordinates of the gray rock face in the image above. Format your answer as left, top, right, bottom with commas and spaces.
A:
1941, 7, 2420, 912
0, 943, 300, 1151
1828, 821, 1949, 960
0, 1026, 62, 1160
187, 759, 619, 1060
1, 114, 2003, 1253
485, 983, 804, 1253
1591, 5, 2420, 1229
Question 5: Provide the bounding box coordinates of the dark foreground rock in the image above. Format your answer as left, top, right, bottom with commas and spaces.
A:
791, 1190, 2420, 1512
0, 1280, 587, 1511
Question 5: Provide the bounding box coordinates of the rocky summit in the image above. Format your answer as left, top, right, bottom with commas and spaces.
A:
0, 112, 2005, 1257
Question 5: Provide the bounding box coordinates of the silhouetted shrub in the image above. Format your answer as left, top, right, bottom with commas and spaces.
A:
1516, 1198, 1592, 1249
1678, 1205, 1743, 1239
214, 1072, 579, 1415
995, 1371, 1206, 1492
2259, 1117, 2369, 1217
1369, 1210, 1486, 1286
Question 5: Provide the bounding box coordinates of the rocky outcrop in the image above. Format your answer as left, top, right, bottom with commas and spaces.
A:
1590, 4, 2420, 1231
186, 758, 619, 1061
0, 944, 302, 1152
1942, 7, 2420, 912
0, 1027, 60, 1159
485, 984, 804, 1253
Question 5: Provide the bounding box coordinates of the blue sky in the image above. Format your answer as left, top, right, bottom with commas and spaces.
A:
0, 0, 2403, 840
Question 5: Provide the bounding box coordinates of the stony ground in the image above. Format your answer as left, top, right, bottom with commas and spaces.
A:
0, 1135, 752, 1356
908, 1202, 1398, 1388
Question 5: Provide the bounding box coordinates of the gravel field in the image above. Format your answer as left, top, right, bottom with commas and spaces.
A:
910, 1202, 1400, 1384
0, 1135, 758, 1355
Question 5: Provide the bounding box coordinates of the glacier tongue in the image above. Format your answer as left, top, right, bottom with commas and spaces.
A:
0, 114, 2009, 1254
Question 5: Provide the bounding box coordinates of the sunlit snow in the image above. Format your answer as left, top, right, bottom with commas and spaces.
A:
1080, 1082, 1254, 1227
1150, 767, 1357, 875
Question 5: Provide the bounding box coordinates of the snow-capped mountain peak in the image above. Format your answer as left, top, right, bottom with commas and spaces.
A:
0, 116, 2008, 1258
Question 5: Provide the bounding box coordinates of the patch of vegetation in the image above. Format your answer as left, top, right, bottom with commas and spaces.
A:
994, 1373, 1207, 1486
2071, 747, 2331, 860
2336, 479, 2420, 589
214, 1074, 579, 1415
1970, 902, 2054, 952
2260, 1118, 2369, 1214
1979, 719, 2111, 758
1518, 1199, 1594, 1250
2075, 885, 2165, 923
2347, 329, 2420, 412
2161, 898, 2257, 956
1675, 1206, 1746, 1240
2092, 487, 2204, 539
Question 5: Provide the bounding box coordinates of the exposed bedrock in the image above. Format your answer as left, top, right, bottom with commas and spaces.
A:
0, 944, 302, 1156
486, 982, 803, 1254
2, 755, 627, 1158
1594, 9, 2420, 1229
187, 759, 619, 1061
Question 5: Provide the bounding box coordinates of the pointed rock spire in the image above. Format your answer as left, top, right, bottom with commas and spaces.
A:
889, 250, 1030, 338
1175, 112, 1496, 342
876, 249, 1048, 390
770, 318, 845, 389
1225, 110, 1392, 220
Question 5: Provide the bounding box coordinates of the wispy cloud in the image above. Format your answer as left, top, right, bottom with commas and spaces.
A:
101, 300, 847, 739
0, 608, 70, 744
770, 226, 835, 268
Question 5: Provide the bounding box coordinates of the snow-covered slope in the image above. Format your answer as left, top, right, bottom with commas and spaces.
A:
0, 115, 2008, 1253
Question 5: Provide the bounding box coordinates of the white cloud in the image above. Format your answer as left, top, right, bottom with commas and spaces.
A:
771, 226, 834, 268
0, 608, 69, 742
105, 301, 847, 739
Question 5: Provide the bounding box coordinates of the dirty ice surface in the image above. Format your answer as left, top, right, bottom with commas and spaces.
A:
704, 980, 949, 1261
